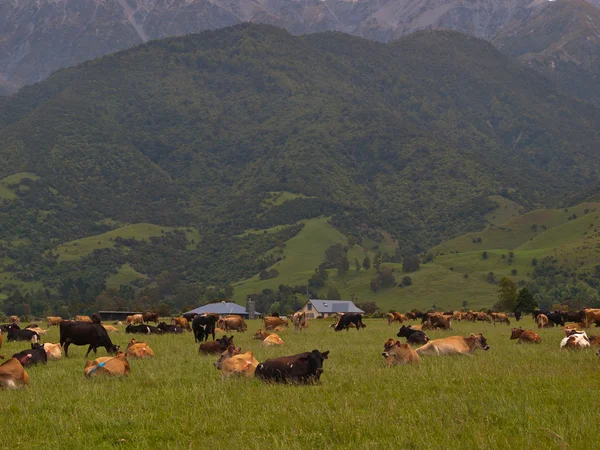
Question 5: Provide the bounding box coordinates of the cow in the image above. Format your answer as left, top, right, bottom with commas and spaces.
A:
383, 338, 396, 352
510, 328, 541, 344
42, 343, 63, 360
192, 314, 218, 343
452, 311, 464, 322
422, 313, 452, 330
405, 312, 417, 320
255, 350, 330, 384
84, 352, 131, 378
157, 322, 185, 334
25, 327, 47, 335
218, 315, 247, 333
546, 312, 565, 327
490, 312, 510, 325
47, 316, 63, 327
12, 343, 48, 367
102, 325, 119, 333
125, 325, 153, 334
8, 316, 19, 325
387, 312, 406, 325
263, 334, 284, 346
199, 336, 234, 355
561, 330, 590, 350
130, 314, 144, 325
126, 339, 155, 358
75, 315, 93, 323
182, 312, 198, 322
125, 315, 134, 325
143, 312, 160, 325
416, 334, 490, 356
215, 347, 259, 378
397, 325, 429, 345
533, 309, 551, 321
560, 310, 585, 324
263, 316, 289, 330
536, 314, 550, 328
382, 341, 420, 366
253, 329, 272, 340
584, 309, 600, 328
60, 321, 119, 357
0, 358, 29, 389
293, 312, 308, 332
514, 310, 522, 322
25, 324, 39, 329
334, 313, 366, 331
171, 317, 191, 331
474, 312, 491, 323
464, 310, 476, 322
5, 325, 39, 343
91, 313, 102, 324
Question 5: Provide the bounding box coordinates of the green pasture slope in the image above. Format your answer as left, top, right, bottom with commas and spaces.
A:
1, 318, 599, 448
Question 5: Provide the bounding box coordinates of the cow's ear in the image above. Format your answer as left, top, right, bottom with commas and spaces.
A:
470, 333, 475, 338
322, 351, 329, 359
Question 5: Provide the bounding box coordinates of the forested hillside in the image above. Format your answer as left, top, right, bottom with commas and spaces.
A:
1, 24, 600, 315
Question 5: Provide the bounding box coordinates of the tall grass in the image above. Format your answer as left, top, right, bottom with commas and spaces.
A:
1, 318, 598, 449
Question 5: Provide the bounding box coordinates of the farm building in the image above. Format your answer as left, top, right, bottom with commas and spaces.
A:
297, 299, 364, 319
184, 301, 260, 318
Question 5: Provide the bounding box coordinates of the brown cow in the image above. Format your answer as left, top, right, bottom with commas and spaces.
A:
452, 311, 464, 321
199, 336, 234, 354
8, 316, 19, 325
510, 328, 541, 344
84, 352, 130, 377
126, 339, 155, 359
253, 329, 272, 340
423, 313, 452, 330
218, 316, 247, 333
215, 347, 259, 378
491, 312, 510, 325
143, 312, 159, 325
263, 334, 284, 346
75, 315, 93, 323
47, 316, 63, 327
43, 343, 63, 360
416, 334, 490, 356
171, 317, 191, 331
474, 312, 491, 323
584, 308, 600, 328
383, 338, 396, 352
387, 312, 406, 325
125, 315, 134, 325
293, 312, 308, 332
130, 314, 144, 325
382, 341, 420, 366
536, 314, 549, 328
263, 316, 289, 330
0, 358, 29, 389
102, 325, 119, 333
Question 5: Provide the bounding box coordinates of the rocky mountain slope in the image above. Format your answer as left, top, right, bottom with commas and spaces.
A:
0, 0, 589, 92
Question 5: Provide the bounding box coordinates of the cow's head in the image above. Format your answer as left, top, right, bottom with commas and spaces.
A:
510, 328, 524, 340
397, 325, 410, 338
470, 333, 490, 351
214, 345, 242, 370
108, 344, 120, 355
383, 338, 396, 351
308, 350, 329, 379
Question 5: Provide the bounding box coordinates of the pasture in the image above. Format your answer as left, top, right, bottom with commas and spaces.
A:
1, 318, 600, 449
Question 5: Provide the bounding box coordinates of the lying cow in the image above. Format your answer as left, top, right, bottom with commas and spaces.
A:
397, 325, 429, 345
255, 350, 330, 384
416, 334, 490, 356
25, 327, 47, 335
560, 330, 590, 350
263, 334, 284, 346
125, 324, 155, 334
102, 325, 119, 333
199, 336, 234, 355
382, 341, 420, 366
0, 358, 29, 389
157, 322, 185, 334
334, 313, 366, 331
263, 316, 288, 330
126, 339, 155, 358
75, 315, 93, 323
5, 324, 39, 343
12, 343, 48, 367
43, 343, 63, 360
84, 353, 131, 378
215, 346, 259, 378
253, 329, 272, 340
171, 317, 191, 331
510, 328, 541, 344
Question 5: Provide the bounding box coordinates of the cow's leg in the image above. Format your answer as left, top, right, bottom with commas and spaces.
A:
85, 345, 94, 357
63, 342, 70, 358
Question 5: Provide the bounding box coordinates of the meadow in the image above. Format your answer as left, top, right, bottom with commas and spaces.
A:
1, 317, 599, 449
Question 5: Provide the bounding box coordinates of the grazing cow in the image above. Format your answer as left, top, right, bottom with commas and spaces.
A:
102, 325, 119, 333
0, 358, 29, 389
143, 312, 160, 325
75, 315, 93, 323
334, 313, 366, 331
561, 330, 590, 349
130, 314, 144, 325
12, 343, 48, 367
387, 312, 406, 325
510, 328, 541, 344
192, 314, 218, 343
84, 352, 130, 377
255, 350, 330, 384
42, 343, 63, 360
416, 334, 490, 356
218, 315, 247, 333
536, 314, 550, 328
60, 321, 119, 357
171, 317, 191, 331
126, 339, 155, 358
253, 329, 272, 340
125, 325, 152, 334
490, 312, 510, 325
382, 341, 420, 366
199, 336, 234, 355
464, 310, 476, 322
182, 312, 198, 322
263, 334, 284, 346
474, 312, 491, 323
157, 322, 185, 334
263, 316, 289, 330
452, 311, 464, 321
47, 316, 63, 327
6, 325, 39, 343
584, 308, 600, 328
514, 310, 522, 322
215, 347, 259, 378
293, 312, 308, 332
405, 312, 417, 320
125, 315, 134, 325
546, 312, 565, 327
9, 316, 19, 325
397, 325, 429, 345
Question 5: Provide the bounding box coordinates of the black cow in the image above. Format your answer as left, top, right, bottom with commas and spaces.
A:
255, 350, 330, 383
199, 335, 234, 354
126, 325, 153, 334
397, 325, 429, 345
334, 313, 366, 332
546, 312, 565, 327
192, 314, 218, 343
5, 324, 39, 342
60, 321, 119, 357
12, 343, 47, 367
157, 322, 185, 334
182, 312, 198, 322
91, 313, 102, 324
560, 310, 585, 323
514, 310, 522, 322
0, 323, 20, 332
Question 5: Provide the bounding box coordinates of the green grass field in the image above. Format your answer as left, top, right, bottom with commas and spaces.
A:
1, 318, 599, 448
0, 172, 39, 200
